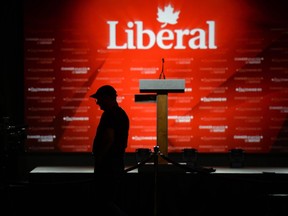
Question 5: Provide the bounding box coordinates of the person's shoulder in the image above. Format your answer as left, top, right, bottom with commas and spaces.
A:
116, 106, 129, 120
110, 106, 127, 116
118, 107, 128, 116
118, 106, 127, 113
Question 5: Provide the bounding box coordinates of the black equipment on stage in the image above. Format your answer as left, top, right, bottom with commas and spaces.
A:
1, 116, 27, 184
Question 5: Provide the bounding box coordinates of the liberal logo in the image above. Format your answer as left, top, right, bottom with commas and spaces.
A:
107, 4, 217, 50
157, 4, 180, 28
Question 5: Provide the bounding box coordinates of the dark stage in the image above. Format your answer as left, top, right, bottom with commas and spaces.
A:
3, 162, 288, 216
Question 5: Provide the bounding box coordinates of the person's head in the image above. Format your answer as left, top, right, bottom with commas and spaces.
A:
90, 85, 117, 110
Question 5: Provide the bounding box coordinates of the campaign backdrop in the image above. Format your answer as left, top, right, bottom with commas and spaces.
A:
24, 0, 288, 153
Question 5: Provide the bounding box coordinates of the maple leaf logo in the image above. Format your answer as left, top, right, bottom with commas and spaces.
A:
157, 4, 180, 28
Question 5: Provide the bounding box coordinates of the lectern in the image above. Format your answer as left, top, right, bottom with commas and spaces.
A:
137, 79, 185, 160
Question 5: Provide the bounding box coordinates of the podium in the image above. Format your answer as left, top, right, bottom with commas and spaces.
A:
136, 79, 185, 161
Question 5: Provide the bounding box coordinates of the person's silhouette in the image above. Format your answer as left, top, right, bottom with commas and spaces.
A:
89, 85, 129, 215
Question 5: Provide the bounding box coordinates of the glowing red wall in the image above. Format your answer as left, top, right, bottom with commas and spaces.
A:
24, 0, 288, 153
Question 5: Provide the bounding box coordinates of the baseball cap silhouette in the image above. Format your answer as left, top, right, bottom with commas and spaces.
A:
90, 85, 117, 99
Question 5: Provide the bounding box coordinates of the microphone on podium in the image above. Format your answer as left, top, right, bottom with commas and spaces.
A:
159, 58, 166, 79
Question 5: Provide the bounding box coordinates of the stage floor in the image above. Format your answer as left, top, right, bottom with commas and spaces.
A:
30, 165, 288, 174
7, 165, 288, 216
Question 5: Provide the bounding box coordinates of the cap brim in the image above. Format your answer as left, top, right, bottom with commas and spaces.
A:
90, 93, 98, 98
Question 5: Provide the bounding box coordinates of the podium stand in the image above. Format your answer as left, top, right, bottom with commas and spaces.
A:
137, 79, 185, 160
132, 79, 216, 216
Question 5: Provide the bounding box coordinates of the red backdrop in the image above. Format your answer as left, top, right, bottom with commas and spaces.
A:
24, 0, 288, 153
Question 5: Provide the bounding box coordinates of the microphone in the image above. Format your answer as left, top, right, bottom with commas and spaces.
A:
159, 58, 166, 79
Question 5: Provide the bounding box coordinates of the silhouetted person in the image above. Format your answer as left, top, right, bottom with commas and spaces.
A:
90, 85, 129, 215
